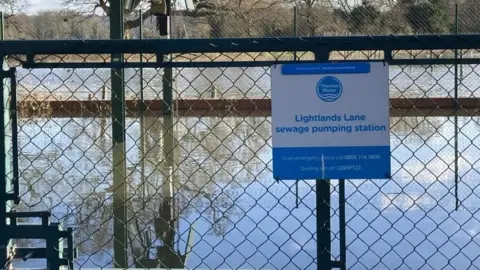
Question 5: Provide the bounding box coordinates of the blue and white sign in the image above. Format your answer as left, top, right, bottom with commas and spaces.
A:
271, 62, 391, 180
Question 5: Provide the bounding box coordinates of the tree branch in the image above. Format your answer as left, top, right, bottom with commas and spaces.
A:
125, 9, 152, 30
95, 0, 110, 16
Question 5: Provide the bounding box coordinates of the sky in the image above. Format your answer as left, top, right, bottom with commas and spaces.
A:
18, 0, 192, 14
28, 0, 63, 12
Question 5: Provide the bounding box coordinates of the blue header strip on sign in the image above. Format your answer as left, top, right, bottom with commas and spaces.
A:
281, 62, 371, 75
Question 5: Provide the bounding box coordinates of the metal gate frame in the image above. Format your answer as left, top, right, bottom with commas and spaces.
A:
1, 34, 480, 270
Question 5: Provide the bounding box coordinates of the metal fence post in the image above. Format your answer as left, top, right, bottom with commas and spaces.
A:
339, 180, 346, 270
162, 115, 175, 178
157, 2, 176, 212
0, 54, 7, 270
454, 3, 460, 211
159, 0, 173, 116
0, 11, 9, 269
109, 1, 128, 268
313, 50, 333, 270
162, 60, 173, 116
293, 6, 297, 60
0, 11, 5, 228
139, 9, 146, 113
316, 179, 331, 270
0, 12, 3, 40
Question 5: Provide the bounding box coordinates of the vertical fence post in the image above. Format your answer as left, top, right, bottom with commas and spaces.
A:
139, 9, 147, 209
110, 1, 128, 268
454, 3, 460, 211
139, 9, 147, 208
158, 0, 173, 116
139, 9, 146, 113
339, 180, 346, 270
458, 3, 463, 80
0, 11, 3, 41
0, 11, 9, 270
140, 113, 146, 208
9, 68, 18, 206
317, 179, 331, 270
157, 8, 176, 249
158, 114, 176, 266
0, 10, 5, 229
157, 7, 177, 267
293, 6, 297, 61
162, 115, 175, 193
0, 54, 6, 270
314, 50, 333, 270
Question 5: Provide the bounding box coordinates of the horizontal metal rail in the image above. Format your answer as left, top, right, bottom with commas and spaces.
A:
18, 58, 480, 69
0, 35, 479, 68
0, 35, 479, 54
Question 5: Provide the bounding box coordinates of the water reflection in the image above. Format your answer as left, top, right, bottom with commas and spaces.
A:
11, 114, 480, 269
15, 65, 480, 100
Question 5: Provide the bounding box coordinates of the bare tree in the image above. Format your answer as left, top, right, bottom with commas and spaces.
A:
293, 0, 349, 36
205, 0, 283, 37
0, 0, 30, 14
1, 0, 30, 40
61, 0, 281, 36
61, 0, 182, 30
63, 0, 152, 30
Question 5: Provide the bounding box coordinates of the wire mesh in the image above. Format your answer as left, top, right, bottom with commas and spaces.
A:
0, 0, 479, 41
4, 47, 480, 270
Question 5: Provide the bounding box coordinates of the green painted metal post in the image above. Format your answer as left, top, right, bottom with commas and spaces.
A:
339, 180, 346, 270
157, 114, 177, 267
1, 10, 13, 269
156, 5, 176, 236
139, 9, 146, 113
293, 6, 297, 61
454, 3, 460, 211
138, 10, 147, 209
0, 54, 7, 270
163, 115, 175, 174
0, 11, 5, 229
0, 12, 3, 41
313, 51, 332, 270
158, 0, 173, 115
139, 9, 147, 208
156, 5, 177, 265
162, 57, 173, 116
110, 1, 128, 268
140, 114, 146, 208
316, 179, 331, 270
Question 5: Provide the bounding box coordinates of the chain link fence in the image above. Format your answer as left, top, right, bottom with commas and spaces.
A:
1, 0, 480, 269
3, 43, 480, 270
1, 0, 480, 40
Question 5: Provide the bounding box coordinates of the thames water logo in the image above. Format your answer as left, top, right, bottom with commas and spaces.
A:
316, 76, 343, 102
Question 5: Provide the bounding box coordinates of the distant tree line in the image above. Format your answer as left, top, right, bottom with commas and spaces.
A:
2, 0, 480, 41
4, 10, 110, 39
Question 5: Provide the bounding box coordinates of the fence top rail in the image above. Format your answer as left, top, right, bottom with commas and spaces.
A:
0, 34, 479, 55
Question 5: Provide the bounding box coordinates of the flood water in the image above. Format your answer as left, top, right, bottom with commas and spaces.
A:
7, 63, 480, 269
10, 113, 480, 270
15, 64, 480, 100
